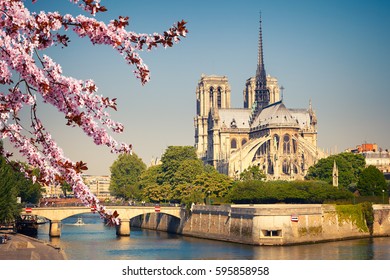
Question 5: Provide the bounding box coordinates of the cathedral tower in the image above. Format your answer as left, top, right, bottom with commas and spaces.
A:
194, 75, 231, 158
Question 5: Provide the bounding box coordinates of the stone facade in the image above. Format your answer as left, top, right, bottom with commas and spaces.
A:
82, 175, 111, 199
131, 204, 390, 246
362, 151, 390, 173
194, 17, 324, 180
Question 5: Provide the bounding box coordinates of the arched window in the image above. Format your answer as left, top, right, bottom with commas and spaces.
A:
283, 134, 290, 154
267, 159, 274, 174
209, 87, 214, 107
292, 138, 297, 154
217, 87, 222, 108
231, 139, 237, 149
241, 139, 247, 147
293, 160, 299, 174
282, 159, 289, 175
273, 134, 280, 151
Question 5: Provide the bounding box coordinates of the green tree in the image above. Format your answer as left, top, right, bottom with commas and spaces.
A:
193, 171, 233, 202
0, 143, 42, 225
203, 164, 217, 173
239, 165, 266, 181
9, 163, 43, 204
174, 159, 204, 185
16, 174, 43, 204
0, 156, 20, 224
228, 180, 264, 204
142, 183, 172, 203
173, 184, 204, 205
109, 153, 146, 199
338, 152, 366, 180
160, 146, 198, 186
138, 165, 164, 189
139, 146, 232, 205
60, 182, 73, 197
306, 153, 365, 187
357, 165, 387, 196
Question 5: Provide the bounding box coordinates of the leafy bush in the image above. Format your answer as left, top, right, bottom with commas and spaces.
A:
335, 202, 373, 234
228, 180, 353, 204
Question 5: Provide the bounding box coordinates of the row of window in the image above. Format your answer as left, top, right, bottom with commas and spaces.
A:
231, 138, 247, 149
209, 87, 223, 108
230, 134, 298, 154
249, 134, 298, 155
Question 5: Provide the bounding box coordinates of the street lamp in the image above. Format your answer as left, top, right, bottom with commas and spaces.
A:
382, 189, 385, 204
207, 190, 211, 205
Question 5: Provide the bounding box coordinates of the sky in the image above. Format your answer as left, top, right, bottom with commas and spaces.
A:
4, 0, 390, 175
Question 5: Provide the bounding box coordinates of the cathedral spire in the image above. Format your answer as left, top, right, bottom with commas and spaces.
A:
256, 12, 266, 80
332, 160, 339, 188
254, 12, 269, 110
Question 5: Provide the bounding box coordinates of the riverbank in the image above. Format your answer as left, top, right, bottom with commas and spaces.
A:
131, 204, 390, 246
0, 230, 67, 260
34, 216, 390, 259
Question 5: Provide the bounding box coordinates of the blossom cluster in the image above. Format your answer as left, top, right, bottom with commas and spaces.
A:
0, 0, 187, 225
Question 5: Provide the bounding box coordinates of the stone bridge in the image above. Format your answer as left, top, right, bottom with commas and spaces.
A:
23, 206, 183, 237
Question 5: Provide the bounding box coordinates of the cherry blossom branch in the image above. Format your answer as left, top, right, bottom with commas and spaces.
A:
0, 0, 187, 225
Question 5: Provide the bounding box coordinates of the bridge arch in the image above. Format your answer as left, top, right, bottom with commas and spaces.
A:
24, 207, 92, 222
23, 206, 183, 237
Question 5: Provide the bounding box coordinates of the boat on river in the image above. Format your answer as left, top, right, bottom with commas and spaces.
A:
36, 216, 47, 224
73, 217, 85, 226
16, 214, 38, 236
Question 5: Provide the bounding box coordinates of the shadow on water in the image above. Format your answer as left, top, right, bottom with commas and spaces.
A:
37, 213, 390, 260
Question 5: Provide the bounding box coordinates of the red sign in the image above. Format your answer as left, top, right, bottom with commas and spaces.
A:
155, 206, 161, 213
291, 215, 299, 222
25, 207, 32, 213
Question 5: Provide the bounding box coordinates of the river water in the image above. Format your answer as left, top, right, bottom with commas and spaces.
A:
36, 213, 390, 260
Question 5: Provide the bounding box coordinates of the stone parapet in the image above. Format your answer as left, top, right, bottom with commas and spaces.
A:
131, 204, 390, 246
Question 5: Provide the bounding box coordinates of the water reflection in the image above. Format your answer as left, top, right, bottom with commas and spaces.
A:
37, 213, 390, 260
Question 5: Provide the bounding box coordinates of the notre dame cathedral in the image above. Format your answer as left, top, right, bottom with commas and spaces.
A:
194, 16, 325, 180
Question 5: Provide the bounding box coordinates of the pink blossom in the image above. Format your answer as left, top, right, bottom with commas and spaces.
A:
0, 0, 187, 225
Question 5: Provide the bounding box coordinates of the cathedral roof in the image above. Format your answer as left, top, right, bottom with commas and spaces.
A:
251, 101, 300, 129
219, 108, 251, 129
288, 108, 312, 130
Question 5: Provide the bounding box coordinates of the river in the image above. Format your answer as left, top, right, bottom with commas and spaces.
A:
36, 213, 390, 260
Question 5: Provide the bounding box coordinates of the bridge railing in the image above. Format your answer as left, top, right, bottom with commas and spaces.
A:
36, 202, 184, 208
38, 202, 85, 207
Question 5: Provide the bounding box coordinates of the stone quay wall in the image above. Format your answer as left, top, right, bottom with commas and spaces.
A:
130, 204, 390, 245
